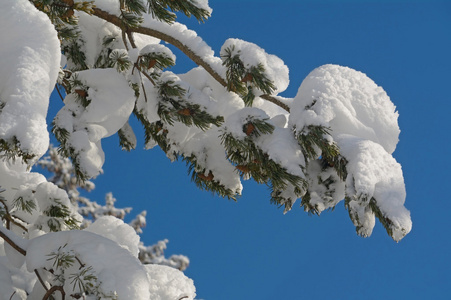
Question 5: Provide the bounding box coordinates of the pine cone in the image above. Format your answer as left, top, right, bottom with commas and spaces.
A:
241, 73, 253, 83
177, 108, 192, 116
148, 59, 157, 69
74, 89, 87, 98
198, 171, 214, 181
236, 165, 250, 173
243, 122, 255, 136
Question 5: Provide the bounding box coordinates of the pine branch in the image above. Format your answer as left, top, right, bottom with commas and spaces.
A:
91, 8, 290, 112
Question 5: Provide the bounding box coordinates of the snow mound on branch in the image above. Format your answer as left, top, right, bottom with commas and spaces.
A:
26, 230, 151, 299
221, 38, 290, 94
169, 124, 243, 194
54, 68, 135, 177
77, 69, 135, 136
146, 264, 196, 300
291, 64, 399, 154
290, 64, 410, 240
337, 135, 411, 241
191, 0, 212, 14
139, 44, 176, 61
0, 161, 46, 205
225, 107, 305, 178
91, 0, 121, 15
85, 216, 140, 258
141, 14, 222, 72
0, 0, 60, 160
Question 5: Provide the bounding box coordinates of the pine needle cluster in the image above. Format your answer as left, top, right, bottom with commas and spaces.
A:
221, 117, 307, 207
221, 45, 276, 106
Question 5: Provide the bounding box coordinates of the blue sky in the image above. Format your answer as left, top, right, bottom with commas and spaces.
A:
46, 1, 451, 299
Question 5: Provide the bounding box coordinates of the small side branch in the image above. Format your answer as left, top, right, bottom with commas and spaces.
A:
126, 30, 137, 49
43, 285, 65, 300
261, 94, 290, 112
0, 226, 26, 256
35, 269, 49, 292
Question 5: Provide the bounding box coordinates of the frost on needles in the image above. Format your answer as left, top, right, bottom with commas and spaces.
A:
0, 0, 411, 298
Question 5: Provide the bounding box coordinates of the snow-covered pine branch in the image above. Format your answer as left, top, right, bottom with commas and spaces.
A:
0, 0, 411, 298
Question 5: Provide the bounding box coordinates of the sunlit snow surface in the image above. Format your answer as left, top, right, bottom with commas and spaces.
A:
291, 64, 410, 240
0, 0, 60, 160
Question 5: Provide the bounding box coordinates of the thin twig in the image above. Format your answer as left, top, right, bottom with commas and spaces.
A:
135, 63, 156, 86
42, 285, 65, 300
126, 30, 137, 49
8, 291, 15, 300
0, 227, 26, 256
75, 256, 85, 269
55, 84, 65, 102
0, 199, 10, 229
121, 30, 129, 51
4, 215, 28, 232
35, 269, 49, 292
140, 79, 149, 103
0, 198, 8, 211
0, 198, 29, 232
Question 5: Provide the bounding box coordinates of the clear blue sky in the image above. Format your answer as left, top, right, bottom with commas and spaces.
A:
46, 1, 451, 299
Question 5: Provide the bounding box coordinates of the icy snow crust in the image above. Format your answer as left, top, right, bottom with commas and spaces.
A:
0, 0, 61, 160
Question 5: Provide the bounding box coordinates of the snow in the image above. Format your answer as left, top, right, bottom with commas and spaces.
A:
0, 255, 33, 300
26, 230, 151, 299
0, 0, 60, 161
256, 127, 306, 178
170, 125, 243, 194
290, 64, 400, 154
225, 107, 305, 178
146, 264, 196, 300
140, 14, 224, 75
289, 64, 410, 239
54, 68, 135, 177
0, 161, 46, 206
139, 44, 176, 62
24, 227, 197, 299
92, 0, 121, 15
179, 66, 245, 117
224, 107, 270, 139
221, 38, 290, 94
0, 0, 413, 297
75, 11, 160, 69
191, 0, 213, 14
337, 135, 411, 241
304, 160, 346, 213
85, 216, 141, 258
